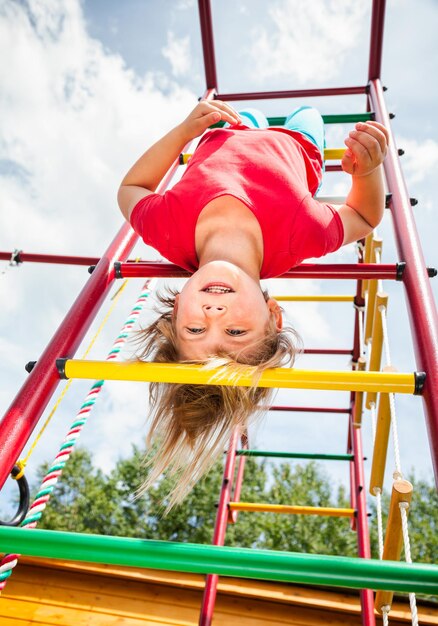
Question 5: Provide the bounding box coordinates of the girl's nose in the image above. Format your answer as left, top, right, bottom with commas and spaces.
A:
202, 304, 227, 315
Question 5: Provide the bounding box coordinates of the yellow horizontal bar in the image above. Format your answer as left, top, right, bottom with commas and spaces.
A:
324, 148, 346, 160
274, 295, 354, 302
181, 148, 345, 163
61, 360, 417, 394
229, 502, 355, 518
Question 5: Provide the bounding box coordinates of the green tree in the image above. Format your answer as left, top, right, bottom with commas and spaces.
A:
28, 447, 438, 564
257, 462, 358, 557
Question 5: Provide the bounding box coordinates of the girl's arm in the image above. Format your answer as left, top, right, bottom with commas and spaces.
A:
118, 101, 241, 221
332, 121, 389, 245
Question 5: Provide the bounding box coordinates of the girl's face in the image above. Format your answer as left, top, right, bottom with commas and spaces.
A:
174, 261, 282, 361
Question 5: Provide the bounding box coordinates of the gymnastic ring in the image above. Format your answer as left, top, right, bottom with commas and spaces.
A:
0, 465, 30, 527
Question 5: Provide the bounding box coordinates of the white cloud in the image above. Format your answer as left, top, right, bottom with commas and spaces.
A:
397, 137, 438, 186
161, 31, 191, 78
0, 0, 197, 255
248, 0, 368, 84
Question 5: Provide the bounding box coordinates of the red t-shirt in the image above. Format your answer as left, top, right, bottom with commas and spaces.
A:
130, 125, 344, 278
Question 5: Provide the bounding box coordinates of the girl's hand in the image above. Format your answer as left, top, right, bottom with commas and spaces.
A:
178, 101, 242, 142
342, 121, 389, 177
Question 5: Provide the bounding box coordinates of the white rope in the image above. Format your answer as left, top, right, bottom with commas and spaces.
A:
389, 393, 403, 480
373, 240, 418, 624
400, 503, 419, 626
380, 306, 392, 370
375, 248, 384, 292
358, 308, 365, 356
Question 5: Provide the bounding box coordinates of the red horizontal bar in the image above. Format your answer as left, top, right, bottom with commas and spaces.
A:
0, 251, 100, 266
325, 164, 343, 172
216, 86, 367, 101
270, 406, 351, 414
116, 262, 400, 280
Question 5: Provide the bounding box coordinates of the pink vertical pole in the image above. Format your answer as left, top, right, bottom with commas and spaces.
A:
199, 430, 239, 626
369, 79, 438, 484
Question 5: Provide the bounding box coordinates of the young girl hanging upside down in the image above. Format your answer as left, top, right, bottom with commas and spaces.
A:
118, 101, 389, 509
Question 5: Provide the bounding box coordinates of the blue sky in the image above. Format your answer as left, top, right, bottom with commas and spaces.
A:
0, 0, 437, 519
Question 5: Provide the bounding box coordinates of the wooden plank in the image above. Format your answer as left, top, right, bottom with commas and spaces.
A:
4, 559, 438, 625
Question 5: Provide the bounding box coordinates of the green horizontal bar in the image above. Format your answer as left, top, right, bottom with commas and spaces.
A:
0, 527, 437, 593
212, 113, 373, 129
236, 450, 353, 461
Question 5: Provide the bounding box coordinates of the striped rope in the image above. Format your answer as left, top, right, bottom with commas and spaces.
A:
376, 278, 418, 622
0, 278, 156, 592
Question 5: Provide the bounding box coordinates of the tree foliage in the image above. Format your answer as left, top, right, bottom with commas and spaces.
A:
26, 446, 438, 563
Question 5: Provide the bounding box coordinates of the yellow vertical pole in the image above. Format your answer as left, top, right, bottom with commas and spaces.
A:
361, 233, 374, 298
375, 480, 413, 613
369, 368, 396, 494
364, 238, 383, 343
366, 292, 389, 408
353, 357, 367, 427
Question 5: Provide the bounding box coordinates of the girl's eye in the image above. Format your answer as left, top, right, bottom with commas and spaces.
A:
187, 328, 205, 334
227, 329, 246, 336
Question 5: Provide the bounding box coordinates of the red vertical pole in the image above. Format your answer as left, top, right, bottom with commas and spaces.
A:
228, 432, 248, 524
369, 79, 438, 485
368, 0, 386, 80
349, 415, 376, 626
0, 223, 138, 489
199, 430, 239, 626
198, 0, 218, 92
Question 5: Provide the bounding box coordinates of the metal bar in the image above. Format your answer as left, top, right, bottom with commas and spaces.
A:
270, 406, 351, 414
368, 0, 386, 80
228, 432, 248, 525
116, 262, 401, 280
215, 86, 368, 101
212, 113, 373, 128
199, 431, 239, 626
0, 223, 138, 490
0, 526, 437, 593
58, 360, 420, 394
274, 295, 354, 302
236, 450, 353, 461
350, 411, 376, 626
350, 242, 364, 533
228, 502, 355, 517
198, 0, 218, 91
369, 78, 438, 485
0, 251, 100, 266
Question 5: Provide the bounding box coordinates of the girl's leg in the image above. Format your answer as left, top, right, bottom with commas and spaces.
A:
224, 108, 269, 129
284, 106, 325, 155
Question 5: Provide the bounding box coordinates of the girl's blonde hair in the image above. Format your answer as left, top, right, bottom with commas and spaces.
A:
136, 288, 300, 511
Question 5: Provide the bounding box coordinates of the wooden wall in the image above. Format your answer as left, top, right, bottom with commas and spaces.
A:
1, 558, 436, 625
